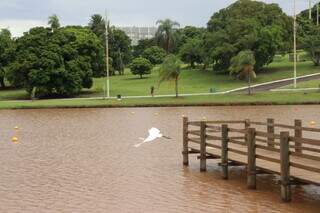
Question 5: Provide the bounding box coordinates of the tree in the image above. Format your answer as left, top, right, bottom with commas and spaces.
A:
108, 26, 132, 75
302, 26, 320, 66
63, 26, 105, 77
48, 14, 60, 31
133, 38, 156, 57
130, 57, 153, 79
158, 55, 182, 97
7, 27, 94, 98
179, 38, 203, 68
143, 46, 166, 65
0, 29, 15, 88
156, 19, 180, 53
229, 50, 256, 95
206, 0, 292, 72
89, 14, 106, 43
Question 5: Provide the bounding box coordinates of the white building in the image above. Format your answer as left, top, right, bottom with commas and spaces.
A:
119, 26, 157, 45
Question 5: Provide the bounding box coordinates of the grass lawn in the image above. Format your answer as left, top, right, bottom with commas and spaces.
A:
1, 60, 320, 101
82, 60, 320, 98
0, 91, 320, 110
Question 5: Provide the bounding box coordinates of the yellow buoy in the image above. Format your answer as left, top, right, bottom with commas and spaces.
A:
14, 126, 19, 130
310, 121, 316, 126
12, 137, 18, 143
202, 116, 207, 121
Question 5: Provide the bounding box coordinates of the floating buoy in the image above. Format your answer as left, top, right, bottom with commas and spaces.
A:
202, 116, 207, 121
12, 137, 18, 143
310, 121, 316, 126
14, 126, 19, 130
154, 113, 159, 116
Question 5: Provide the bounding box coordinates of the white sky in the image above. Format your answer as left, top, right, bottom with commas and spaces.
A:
0, 0, 314, 37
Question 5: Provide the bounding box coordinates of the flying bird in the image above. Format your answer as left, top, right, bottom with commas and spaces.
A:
134, 128, 171, 148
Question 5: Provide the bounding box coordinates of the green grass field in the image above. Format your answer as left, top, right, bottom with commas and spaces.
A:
0, 59, 320, 105
83, 60, 320, 98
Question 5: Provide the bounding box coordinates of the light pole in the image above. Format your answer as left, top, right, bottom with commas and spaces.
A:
104, 10, 110, 99
294, 0, 297, 88
310, 0, 312, 20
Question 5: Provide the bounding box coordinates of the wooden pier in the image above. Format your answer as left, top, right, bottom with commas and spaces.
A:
182, 117, 320, 202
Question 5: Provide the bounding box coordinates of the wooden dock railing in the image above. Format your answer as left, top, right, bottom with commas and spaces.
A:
182, 117, 320, 202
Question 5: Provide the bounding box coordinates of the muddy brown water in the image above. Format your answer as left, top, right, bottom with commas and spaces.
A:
0, 106, 319, 212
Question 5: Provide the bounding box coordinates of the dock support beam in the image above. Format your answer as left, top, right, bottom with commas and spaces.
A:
247, 128, 256, 189
280, 131, 291, 202
294, 119, 302, 154
244, 119, 250, 145
200, 121, 207, 172
267, 118, 275, 147
182, 116, 189, 166
221, 124, 229, 179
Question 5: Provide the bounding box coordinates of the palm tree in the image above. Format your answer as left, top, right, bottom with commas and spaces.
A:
156, 19, 180, 53
158, 55, 182, 97
48, 14, 60, 31
89, 14, 106, 42
229, 50, 257, 95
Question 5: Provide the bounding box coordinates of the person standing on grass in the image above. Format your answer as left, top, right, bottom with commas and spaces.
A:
150, 86, 155, 97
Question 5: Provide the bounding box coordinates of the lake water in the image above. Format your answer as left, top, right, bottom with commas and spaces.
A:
0, 106, 319, 212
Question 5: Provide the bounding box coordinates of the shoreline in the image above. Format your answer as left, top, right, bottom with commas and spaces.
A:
1, 101, 320, 110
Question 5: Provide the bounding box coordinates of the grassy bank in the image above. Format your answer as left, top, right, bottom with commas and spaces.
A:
1, 91, 320, 110
1, 60, 319, 101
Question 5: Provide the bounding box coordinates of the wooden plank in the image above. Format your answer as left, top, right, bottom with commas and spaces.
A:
206, 135, 222, 141
256, 155, 281, 164
188, 130, 201, 137
289, 136, 320, 146
228, 128, 247, 134
290, 162, 320, 173
229, 139, 246, 146
255, 131, 280, 139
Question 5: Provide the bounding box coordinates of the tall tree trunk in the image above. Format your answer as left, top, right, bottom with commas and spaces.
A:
166, 36, 170, 54
0, 76, 5, 89
175, 77, 179, 98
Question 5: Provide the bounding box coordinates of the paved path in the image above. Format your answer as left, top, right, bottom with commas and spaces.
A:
231, 73, 320, 94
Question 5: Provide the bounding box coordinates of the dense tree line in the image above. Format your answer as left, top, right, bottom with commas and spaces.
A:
1, 0, 320, 98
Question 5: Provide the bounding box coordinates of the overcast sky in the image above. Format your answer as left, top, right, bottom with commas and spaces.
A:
0, 0, 313, 37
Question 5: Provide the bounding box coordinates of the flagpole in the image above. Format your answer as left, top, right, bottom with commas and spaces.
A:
105, 10, 110, 99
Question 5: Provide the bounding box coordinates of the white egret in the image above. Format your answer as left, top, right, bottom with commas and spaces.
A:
134, 127, 171, 148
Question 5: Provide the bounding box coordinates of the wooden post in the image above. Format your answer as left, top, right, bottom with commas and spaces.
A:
280, 131, 291, 202
244, 119, 250, 145
221, 124, 229, 179
267, 118, 275, 147
294, 119, 302, 154
200, 121, 207, 172
182, 116, 189, 166
247, 128, 256, 189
